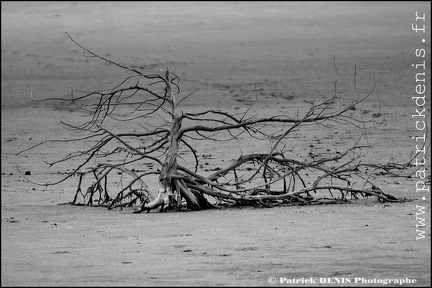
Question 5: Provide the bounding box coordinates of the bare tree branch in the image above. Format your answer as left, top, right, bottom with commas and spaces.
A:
16, 34, 417, 213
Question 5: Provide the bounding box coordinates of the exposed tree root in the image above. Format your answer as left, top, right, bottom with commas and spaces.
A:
17, 33, 422, 213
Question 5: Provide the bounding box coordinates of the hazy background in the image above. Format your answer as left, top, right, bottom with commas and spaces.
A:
2, 1, 430, 108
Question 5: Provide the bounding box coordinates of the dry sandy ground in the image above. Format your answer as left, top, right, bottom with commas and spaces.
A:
1, 2, 431, 286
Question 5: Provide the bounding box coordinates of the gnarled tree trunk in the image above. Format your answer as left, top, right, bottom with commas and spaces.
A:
134, 71, 209, 212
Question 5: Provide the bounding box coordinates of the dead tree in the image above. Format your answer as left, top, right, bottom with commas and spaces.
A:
17, 33, 416, 212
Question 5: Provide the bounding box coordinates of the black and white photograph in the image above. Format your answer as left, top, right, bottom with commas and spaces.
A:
1, 1, 431, 286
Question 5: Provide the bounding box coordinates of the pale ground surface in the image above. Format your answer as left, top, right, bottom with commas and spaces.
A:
1, 2, 431, 287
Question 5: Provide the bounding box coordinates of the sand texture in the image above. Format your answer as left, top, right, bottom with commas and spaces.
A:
1, 2, 431, 286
